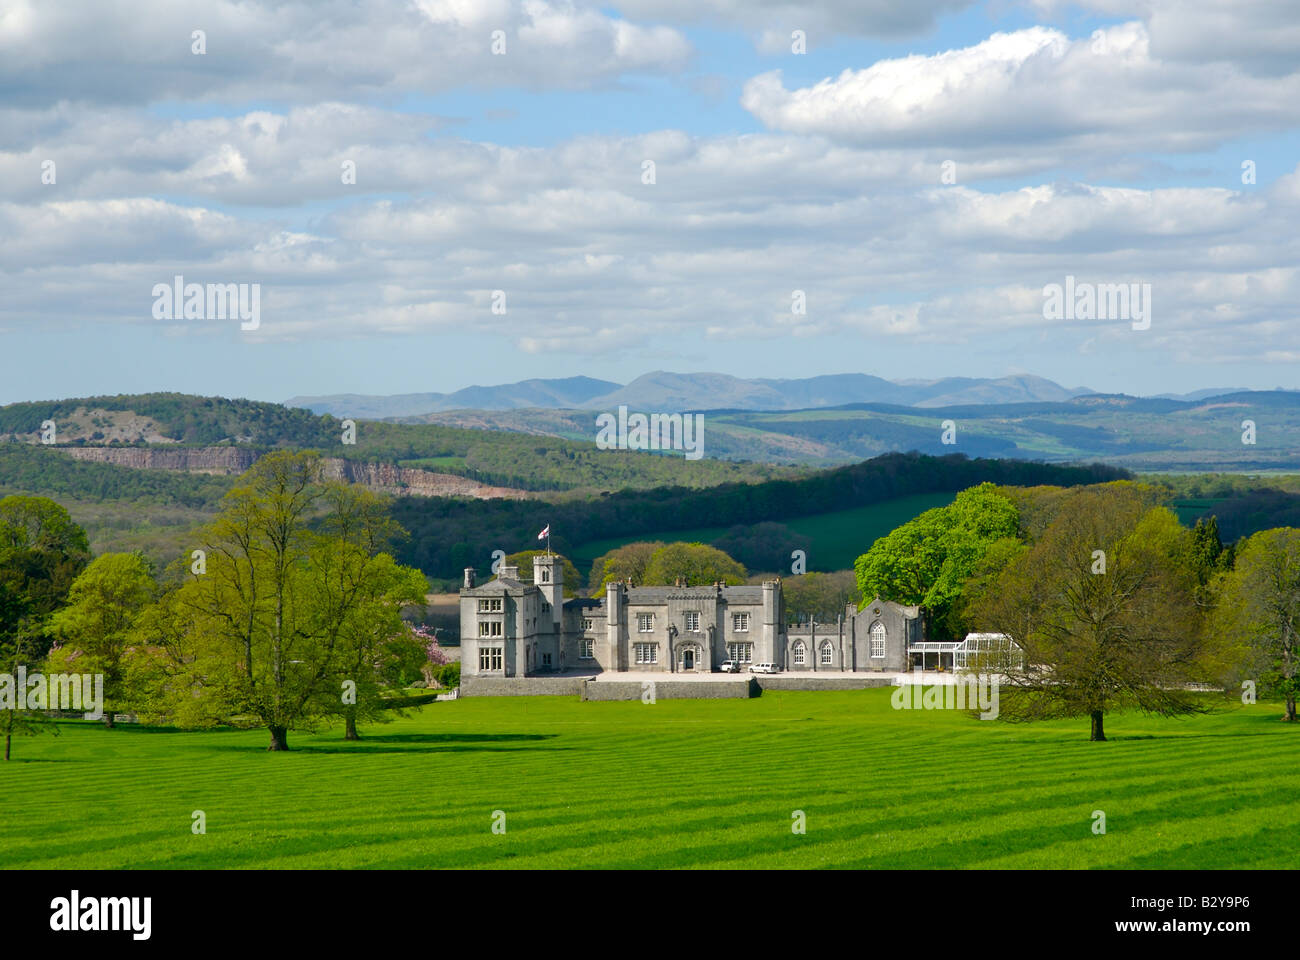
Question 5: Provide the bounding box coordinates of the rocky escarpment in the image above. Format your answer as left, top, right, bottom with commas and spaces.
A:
320, 459, 527, 499
53, 446, 528, 500
60, 446, 259, 475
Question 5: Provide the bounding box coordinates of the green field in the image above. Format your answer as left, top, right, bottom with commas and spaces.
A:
569, 492, 956, 577
1171, 497, 1229, 525
3, 689, 1296, 869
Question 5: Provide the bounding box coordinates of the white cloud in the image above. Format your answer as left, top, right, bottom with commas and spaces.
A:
6, 113, 1300, 366
741, 21, 1300, 159
612, 0, 976, 43
1025, 1, 1300, 74
0, 0, 692, 107
5, 0, 1300, 386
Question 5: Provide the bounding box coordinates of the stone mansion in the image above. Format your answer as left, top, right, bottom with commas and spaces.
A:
458, 555, 925, 678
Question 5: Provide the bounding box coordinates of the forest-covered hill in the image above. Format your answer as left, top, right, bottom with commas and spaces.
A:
0, 393, 799, 495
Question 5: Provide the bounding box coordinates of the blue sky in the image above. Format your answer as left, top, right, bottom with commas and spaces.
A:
2, 0, 1299, 404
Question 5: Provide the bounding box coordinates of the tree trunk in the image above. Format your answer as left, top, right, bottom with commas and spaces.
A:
103, 713, 115, 729
344, 714, 359, 741
267, 725, 290, 751
1089, 710, 1106, 741
4, 733, 9, 761
1285, 634, 1296, 722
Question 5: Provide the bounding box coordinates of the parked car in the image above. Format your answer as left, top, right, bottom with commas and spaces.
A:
748, 662, 779, 674
719, 660, 741, 673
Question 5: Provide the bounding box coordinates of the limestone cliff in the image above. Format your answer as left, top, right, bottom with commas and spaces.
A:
56, 446, 526, 500
61, 446, 259, 475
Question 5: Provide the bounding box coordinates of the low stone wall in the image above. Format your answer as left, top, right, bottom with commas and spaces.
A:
755, 676, 895, 691
581, 679, 757, 700
462, 674, 895, 698
461, 677, 586, 697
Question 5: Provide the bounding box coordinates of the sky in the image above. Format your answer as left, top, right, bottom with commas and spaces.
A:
2, 0, 1299, 405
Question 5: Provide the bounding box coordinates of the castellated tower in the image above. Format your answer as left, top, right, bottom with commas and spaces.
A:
533, 553, 563, 629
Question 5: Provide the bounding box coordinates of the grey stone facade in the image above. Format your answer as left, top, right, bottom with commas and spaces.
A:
460, 558, 925, 679
784, 596, 922, 674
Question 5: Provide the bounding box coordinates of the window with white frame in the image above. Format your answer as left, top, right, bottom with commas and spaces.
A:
732, 613, 750, 632
637, 612, 654, 633
820, 642, 833, 666
479, 620, 502, 638
634, 643, 658, 664
580, 638, 594, 659
685, 611, 700, 632
793, 640, 806, 665
727, 642, 753, 663
582, 617, 594, 631
870, 621, 886, 658
478, 646, 503, 671
477, 598, 503, 613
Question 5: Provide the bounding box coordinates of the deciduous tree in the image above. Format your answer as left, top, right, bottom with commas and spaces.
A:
46, 552, 157, 727
0, 496, 90, 759
150, 452, 425, 750
854, 483, 1020, 639
1211, 528, 1300, 722
972, 490, 1210, 740
588, 541, 664, 594
642, 542, 746, 587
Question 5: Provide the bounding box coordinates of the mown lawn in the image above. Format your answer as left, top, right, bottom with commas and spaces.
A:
1, 689, 1296, 869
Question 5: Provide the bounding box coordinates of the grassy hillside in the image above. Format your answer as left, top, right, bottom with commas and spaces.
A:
9, 429, 1293, 582
569, 492, 957, 580
389, 453, 1129, 580
3, 690, 1295, 868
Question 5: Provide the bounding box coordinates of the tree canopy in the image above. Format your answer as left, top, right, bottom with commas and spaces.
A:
641, 543, 747, 587
1210, 527, 1300, 722
0, 495, 91, 759
139, 451, 427, 749
46, 551, 157, 726
853, 483, 1020, 639
587, 541, 665, 594
970, 487, 1214, 740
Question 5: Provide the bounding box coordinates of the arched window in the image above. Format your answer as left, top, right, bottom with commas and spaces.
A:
819, 641, 833, 666
793, 640, 806, 665
870, 621, 886, 659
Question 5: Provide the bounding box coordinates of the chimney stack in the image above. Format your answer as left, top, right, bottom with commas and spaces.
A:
463, 567, 476, 590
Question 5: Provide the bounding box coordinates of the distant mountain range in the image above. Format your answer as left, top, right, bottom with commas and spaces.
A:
287, 372, 1260, 419
5, 386, 1299, 479
287, 371, 1094, 417
286, 376, 620, 419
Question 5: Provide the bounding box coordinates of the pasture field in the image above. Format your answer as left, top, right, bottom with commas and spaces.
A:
568, 492, 956, 577
2, 689, 1296, 869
